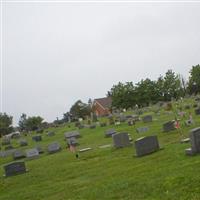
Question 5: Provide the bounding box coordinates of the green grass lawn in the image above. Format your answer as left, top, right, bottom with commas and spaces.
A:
1, 99, 200, 200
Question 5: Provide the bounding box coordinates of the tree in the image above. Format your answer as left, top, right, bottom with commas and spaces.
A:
188, 64, 200, 95
18, 113, 27, 131
0, 113, 13, 136
109, 82, 136, 109
162, 70, 182, 101
70, 100, 91, 119
25, 116, 43, 131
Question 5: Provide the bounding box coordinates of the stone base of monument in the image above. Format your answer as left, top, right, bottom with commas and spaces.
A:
185, 148, 196, 156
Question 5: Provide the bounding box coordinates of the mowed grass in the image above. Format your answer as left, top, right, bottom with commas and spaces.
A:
1, 101, 200, 199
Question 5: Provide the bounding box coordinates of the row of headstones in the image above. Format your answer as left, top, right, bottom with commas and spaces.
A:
1, 132, 55, 150
3, 132, 82, 177
4, 126, 200, 177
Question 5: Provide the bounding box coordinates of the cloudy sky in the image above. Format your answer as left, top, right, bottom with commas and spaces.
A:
1, 1, 200, 125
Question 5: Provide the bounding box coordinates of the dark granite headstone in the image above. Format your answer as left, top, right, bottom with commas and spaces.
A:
112, 132, 131, 148
185, 127, 200, 156
195, 108, 200, 115
4, 161, 27, 177
47, 142, 61, 154
32, 135, 42, 142
13, 149, 25, 160
135, 136, 160, 157
142, 115, 152, 123
105, 129, 117, 137
163, 121, 175, 132
26, 148, 39, 159
136, 127, 149, 133
64, 131, 80, 139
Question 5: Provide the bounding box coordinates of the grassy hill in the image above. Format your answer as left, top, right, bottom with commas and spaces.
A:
1, 99, 200, 200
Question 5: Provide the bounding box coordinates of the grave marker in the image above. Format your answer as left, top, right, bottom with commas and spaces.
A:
4, 161, 27, 177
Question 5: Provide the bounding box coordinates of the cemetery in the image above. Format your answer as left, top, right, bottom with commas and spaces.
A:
1, 97, 200, 200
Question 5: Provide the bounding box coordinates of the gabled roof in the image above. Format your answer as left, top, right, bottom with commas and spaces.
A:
94, 97, 112, 109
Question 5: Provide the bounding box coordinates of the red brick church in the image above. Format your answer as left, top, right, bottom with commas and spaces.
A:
92, 97, 112, 117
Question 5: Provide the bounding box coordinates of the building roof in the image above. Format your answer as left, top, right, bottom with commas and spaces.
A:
94, 97, 112, 109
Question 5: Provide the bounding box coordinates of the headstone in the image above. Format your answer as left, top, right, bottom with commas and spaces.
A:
163, 121, 175, 132
112, 132, 131, 148
47, 142, 61, 154
100, 122, 107, 127
32, 135, 42, 142
13, 149, 26, 160
47, 131, 55, 137
142, 115, 153, 123
67, 137, 78, 146
4, 145, 14, 150
26, 148, 39, 159
64, 131, 80, 139
90, 124, 96, 129
185, 127, 200, 155
2, 137, 11, 146
4, 161, 27, 177
195, 108, 200, 115
136, 127, 149, 133
78, 125, 84, 129
181, 138, 190, 143
132, 115, 140, 121
135, 136, 160, 157
99, 144, 112, 149
185, 105, 191, 110
0, 149, 16, 158
19, 139, 28, 146
105, 129, 117, 137
128, 120, 135, 126
119, 115, 126, 122
35, 145, 44, 154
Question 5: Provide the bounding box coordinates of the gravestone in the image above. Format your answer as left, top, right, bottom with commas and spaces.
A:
48, 142, 61, 154
132, 115, 140, 121
185, 127, 200, 156
112, 132, 131, 148
19, 139, 28, 147
100, 122, 107, 127
67, 137, 78, 146
13, 149, 26, 160
105, 129, 117, 137
128, 120, 135, 126
35, 145, 44, 154
78, 125, 84, 129
163, 121, 175, 132
26, 148, 39, 159
195, 108, 200, 115
126, 115, 133, 119
4, 145, 14, 150
136, 127, 149, 133
119, 115, 126, 122
185, 105, 191, 110
135, 136, 160, 157
64, 131, 80, 139
90, 124, 96, 129
47, 131, 55, 137
142, 115, 152, 123
4, 161, 27, 177
0, 149, 16, 158
32, 135, 42, 142
2, 137, 11, 146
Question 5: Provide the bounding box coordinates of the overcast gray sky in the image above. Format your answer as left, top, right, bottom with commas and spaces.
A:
1, 1, 200, 125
